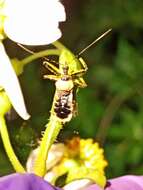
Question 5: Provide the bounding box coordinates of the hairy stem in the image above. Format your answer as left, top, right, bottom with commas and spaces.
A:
33, 116, 63, 177
33, 41, 70, 177
0, 116, 25, 172
33, 41, 78, 176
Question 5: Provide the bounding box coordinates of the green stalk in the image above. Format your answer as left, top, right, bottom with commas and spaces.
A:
33, 41, 69, 177
21, 49, 61, 66
34, 116, 63, 176
52, 41, 68, 51
0, 116, 25, 172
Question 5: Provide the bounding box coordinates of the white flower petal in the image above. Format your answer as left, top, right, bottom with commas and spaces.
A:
63, 179, 94, 190
4, 22, 62, 46
0, 42, 30, 120
26, 143, 65, 173
4, 0, 66, 45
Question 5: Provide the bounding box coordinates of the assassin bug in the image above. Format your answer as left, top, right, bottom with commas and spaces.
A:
43, 52, 88, 123
18, 29, 111, 123
43, 29, 112, 123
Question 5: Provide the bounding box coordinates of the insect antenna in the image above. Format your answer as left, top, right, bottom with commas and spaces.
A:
77, 29, 112, 56
17, 43, 57, 64
17, 43, 36, 55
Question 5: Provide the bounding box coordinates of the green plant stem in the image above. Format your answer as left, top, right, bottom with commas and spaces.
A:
52, 40, 68, 51
0, 116, 25, 172
21, 49, 61, 66
34, 116, 63, 177
33, 41, 69, 177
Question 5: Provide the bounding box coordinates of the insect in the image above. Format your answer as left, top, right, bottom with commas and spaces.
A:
43, 29, 112, 123
43, 53, 88, 123
18, 29, 111, 123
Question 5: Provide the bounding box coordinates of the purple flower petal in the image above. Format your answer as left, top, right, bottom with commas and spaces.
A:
0, 173, 61, 190
86, 175, 143, 190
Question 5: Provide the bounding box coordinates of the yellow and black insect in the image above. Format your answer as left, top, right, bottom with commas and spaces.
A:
43, 29, 111, 123
43, 53, 88, 123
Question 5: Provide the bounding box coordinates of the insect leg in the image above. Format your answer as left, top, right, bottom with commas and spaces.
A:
71, 58, 88, 77
43, 74, 60, 81
74, 78, 87, 88
72, 69, 87, 77
72, 87, 78, 117
79, 57, 88, 71
43, 61, 60, 75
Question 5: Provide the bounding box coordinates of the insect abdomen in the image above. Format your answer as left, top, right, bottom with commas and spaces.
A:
54, 92, 72, 121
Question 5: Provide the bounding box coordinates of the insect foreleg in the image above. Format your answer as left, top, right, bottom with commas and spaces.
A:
71, 69, 87, 78
43, 74, 60, 81
43, 61, 60, 75
79, 57, 88, 71
71, 58, 88, 77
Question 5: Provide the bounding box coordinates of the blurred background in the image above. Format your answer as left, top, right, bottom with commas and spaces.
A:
0, 0, 143, 179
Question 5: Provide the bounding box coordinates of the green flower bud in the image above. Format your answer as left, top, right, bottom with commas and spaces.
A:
0, 89, 11, 116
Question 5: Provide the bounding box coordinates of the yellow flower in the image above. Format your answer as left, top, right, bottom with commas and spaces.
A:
59, 137, 108, 187
27, 137, 108, 188
80, 138, 108, 171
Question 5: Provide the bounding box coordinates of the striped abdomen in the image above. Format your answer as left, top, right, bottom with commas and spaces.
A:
54, 91, 73, 121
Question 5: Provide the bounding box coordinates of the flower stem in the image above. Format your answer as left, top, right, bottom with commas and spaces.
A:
34, 116, 63, 176
0, 116, 25, 172
33, 41, 75, 177
21, 49, 61, 66
52, 40, 68, 51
